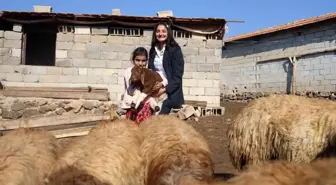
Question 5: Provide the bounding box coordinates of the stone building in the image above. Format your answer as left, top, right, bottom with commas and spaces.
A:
221, 12, 336, 100
0, 6, 225, 107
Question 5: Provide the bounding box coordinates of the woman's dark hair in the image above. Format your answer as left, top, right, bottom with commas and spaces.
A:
131, 47, 148, 62
150, 22, 177, 49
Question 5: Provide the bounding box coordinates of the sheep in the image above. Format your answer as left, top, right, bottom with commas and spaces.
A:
207, 158, 336, 185
46, 119, 145, 185
129, 65, 167, 113
140, 115, 214, 185
228, 94, 336, 171
0, 127, 59, 185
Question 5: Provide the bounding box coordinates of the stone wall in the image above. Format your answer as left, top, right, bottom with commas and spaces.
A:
221, 20, 336, 99
0, 95, 113, 120
0, 25, 222, 107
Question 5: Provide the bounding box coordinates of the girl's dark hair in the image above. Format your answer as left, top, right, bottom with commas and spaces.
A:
150, 22, 178, 50
131, 47, 148, 61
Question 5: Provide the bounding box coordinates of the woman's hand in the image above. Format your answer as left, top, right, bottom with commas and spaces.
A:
152, 82, 163, 92
152, 87, 166, 97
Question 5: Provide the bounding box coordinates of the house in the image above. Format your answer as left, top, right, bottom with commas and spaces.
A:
0, 5, 226, 107
221, 12, 336, 100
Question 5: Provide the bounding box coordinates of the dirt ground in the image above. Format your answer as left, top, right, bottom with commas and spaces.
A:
186, 101, 247, 179
57, 101, 248, 180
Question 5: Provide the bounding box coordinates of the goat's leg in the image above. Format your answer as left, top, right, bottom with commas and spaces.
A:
148, 97, 160, 113
134, 92, 148, 109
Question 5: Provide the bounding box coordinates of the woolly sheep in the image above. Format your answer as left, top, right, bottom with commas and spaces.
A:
0, 127, 59, 185
140, 115, 214, 185
228, 94, 336, 170
47, 119, 145, 185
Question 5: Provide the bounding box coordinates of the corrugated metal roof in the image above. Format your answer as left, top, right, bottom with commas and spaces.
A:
0, 10, 226, 23
224, 12, 336, 42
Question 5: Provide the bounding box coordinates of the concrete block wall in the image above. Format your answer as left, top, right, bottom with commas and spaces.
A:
0, 25, 223, 107
221, 21, 336, 95
0, 29, 22, 65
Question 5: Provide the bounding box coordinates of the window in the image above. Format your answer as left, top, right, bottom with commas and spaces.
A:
109, 27, 144, 37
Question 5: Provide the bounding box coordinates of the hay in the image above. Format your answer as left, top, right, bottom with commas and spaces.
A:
228, 94, 336, 170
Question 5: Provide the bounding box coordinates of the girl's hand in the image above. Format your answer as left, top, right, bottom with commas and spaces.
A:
152, 87, 166, 97
152, 82, 163, 92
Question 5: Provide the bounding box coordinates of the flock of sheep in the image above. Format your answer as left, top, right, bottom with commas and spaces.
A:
1, 94, 336, 185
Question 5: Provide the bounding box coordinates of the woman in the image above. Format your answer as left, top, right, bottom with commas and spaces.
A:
118, 47, 153, 125
148, 22, 185, 114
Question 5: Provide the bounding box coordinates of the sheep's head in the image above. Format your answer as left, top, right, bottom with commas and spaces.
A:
130, 65, 145, 86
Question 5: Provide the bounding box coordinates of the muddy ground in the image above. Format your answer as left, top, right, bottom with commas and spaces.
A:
57, 101, 248, 180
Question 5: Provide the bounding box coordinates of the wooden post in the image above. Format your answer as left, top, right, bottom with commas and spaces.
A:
288, 56, 298, 95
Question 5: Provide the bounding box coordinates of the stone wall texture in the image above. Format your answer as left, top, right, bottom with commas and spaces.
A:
221, 20, 336, 99
0, 25, 223, 107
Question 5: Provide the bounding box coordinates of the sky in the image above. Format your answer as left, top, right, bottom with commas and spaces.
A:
1, 0, 335, 38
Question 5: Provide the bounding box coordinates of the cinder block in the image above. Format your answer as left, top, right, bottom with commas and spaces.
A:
2, 56, 20, 65
73, 43, 86, 51
90, 35, 107, 43
29, 66, 47, 75
105, 60, 123, 69
183, 79, 198, 87
181, 47, 198, 55
197, 79, 213, 88
199, 48, 215, 56
182, 87, 189, 94
4, 31, 22, 40
206, 56, 221, 63
101, 51, 118, 60
206, 39, 223, 49
56, 50, 67, 59
91, 27, 109, 35
63, 68, 79, 75
74, 35, 90, 43
183, 72, 193, 79
108, 84, 124, 93
0, 38, 3, 47
23, 75, 39, 82
4, 40, 22, 49
0, 48, 10, 56
197, 64, 214, 72
6, 73, 23, 82
196, 95, 213, 103
33, 5, 52, 13
189, 87, 204, 95
72, 59, 89, 67
117, 52, 131, 60
39, 75, 60, 83
10, 49, 21, 57
184, 63, 197, 72
112, 9, 121, 15
187, 38, 206, 47
192, 72, 206, 80
107, 36, 124, 44
122, 60, 133, 68
88, 68, 103, 76
103, 76, 118, 84
86, 76, 103, 84
89, 59, 106, 68
78, 68, 88, 75
157, 10, 173, 17
56, 42, 74, 50
0, 31, 4, 38
74, 26, 91, 35
118, 77, 124, 85
70, 75, 87, 83
101, 43, 134, 53
102, 69, 118, 76
206, 72, 220, 80
86, 43, 101, 52
46, 67, 63, 75
67, 50, 85, 59
190, 55, 206, 63
85, 51, 101, 59
205, 88, 220, 96
55, 59, 72, 67
56, 33, 74, 42
143, 30, 153, 37
123, 37, 139, 45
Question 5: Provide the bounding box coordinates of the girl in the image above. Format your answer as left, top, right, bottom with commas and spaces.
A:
148, 22, 185, 114
118, 47, 153, 125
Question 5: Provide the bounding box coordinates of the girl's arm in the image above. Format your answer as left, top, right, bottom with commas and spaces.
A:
165, 45, 184, 94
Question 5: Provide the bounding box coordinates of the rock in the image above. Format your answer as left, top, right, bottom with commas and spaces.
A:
39, 105, 51, 114
0, 108, 2, 116
93, 107, 105, 114
46, 112, 57, 117
37, 99, 48, 106
24, 101, 38, 107
11, 102, 26, 111
49, 104, 57, 111
55, 108, 65, 115
58, 100, 71, 108
83, 101, 95, 110
24, 108, 40, 118
2, 110, 23, 119
94, 101, 103, 108
64, 100, 83, 113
